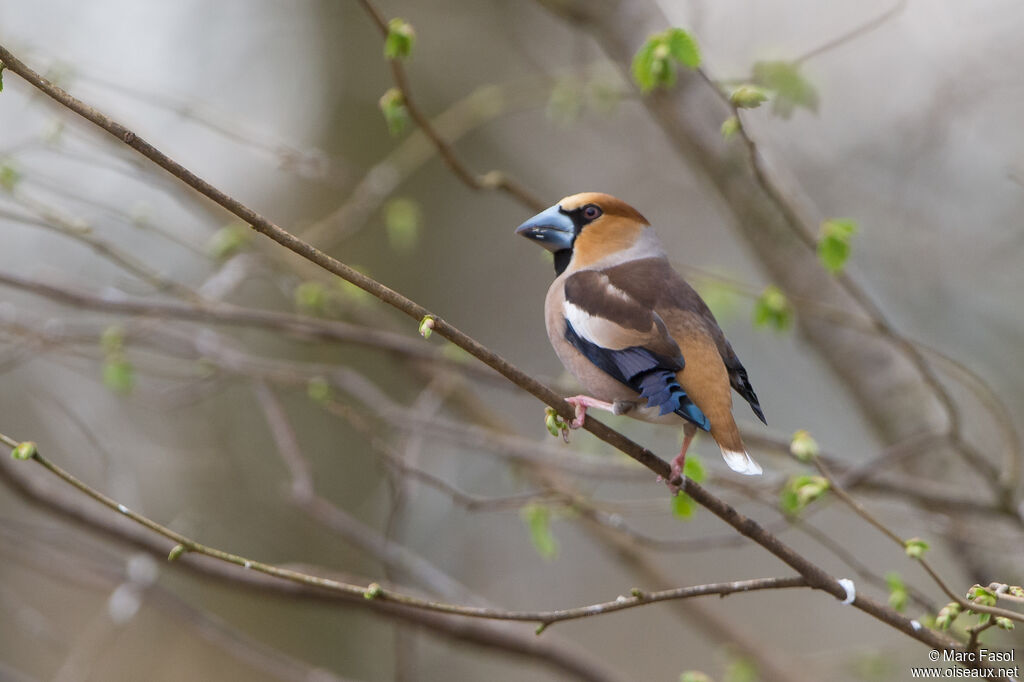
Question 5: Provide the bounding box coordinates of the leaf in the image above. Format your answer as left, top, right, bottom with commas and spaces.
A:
723, 658, 757, 682
384, 18, 416, 59
672, 491, 696, 519
885, 572, 908, 612
100, 325, 125, 354
631, 40, 658, 93
904, 537, 930, 559
384, 197, 422, 252
683, 452, 706, 483
0, 160, 21, 191
720, 116, 739, 139
546, 79, 584, 126
752, 285, 792, 331
206, 222, 251, 261
752, 60, 819, 118
695, 278, 739, 321
665, 28, 701, 68
729, 85, 769, 109
817, 218, 858, 274
307, 377, 332, 405
294, 281, 327, 313
378, 87, 410, 136
631, 28, 700, 93
103, 357, 135, 394
521, 505, 558, 559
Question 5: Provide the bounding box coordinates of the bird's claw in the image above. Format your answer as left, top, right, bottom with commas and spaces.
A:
564, 396, 588, 429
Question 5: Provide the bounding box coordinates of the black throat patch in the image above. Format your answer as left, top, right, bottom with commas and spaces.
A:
553, 249, 572, 276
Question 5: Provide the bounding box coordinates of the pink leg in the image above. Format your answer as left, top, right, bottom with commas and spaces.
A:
564, 395, 616, 429
667, 424, 698, 493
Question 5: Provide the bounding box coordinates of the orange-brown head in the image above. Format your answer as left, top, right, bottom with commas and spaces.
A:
515, 193, 651, 274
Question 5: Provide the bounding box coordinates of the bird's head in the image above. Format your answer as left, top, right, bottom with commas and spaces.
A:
515, 192, 650, 274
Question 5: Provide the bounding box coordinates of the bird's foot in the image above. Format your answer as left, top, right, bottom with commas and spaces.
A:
564, 395, 616, 429
664, 452, 686, 495
662, 426, 695, 495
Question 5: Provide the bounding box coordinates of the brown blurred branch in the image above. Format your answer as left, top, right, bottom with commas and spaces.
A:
0, 450, 619, 682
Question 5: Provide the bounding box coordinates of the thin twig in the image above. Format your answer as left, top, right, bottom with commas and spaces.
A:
813, 456, 1024, 624
353, 0, 546, 212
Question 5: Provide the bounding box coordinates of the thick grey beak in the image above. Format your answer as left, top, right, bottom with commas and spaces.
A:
515, 204, 575, 252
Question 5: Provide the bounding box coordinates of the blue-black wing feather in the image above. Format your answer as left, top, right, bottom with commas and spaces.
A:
564, 322, 710, 431
725, 355, 766, 425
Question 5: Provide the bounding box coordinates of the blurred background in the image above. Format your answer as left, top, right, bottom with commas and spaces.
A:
1, 0, 1022, 680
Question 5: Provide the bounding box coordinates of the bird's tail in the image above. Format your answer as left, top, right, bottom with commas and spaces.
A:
712, 420, 763, 476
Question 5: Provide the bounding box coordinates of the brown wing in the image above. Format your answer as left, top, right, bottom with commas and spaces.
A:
602, 257, 766, 424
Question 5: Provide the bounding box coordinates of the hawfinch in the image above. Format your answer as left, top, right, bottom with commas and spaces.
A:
515, 192, 766, 479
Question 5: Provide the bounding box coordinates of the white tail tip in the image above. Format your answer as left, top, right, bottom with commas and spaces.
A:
721, 449, 763, 476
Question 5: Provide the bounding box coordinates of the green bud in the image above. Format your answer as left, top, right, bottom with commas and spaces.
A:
935, 601, 961, 630
167, 544, 187, 561
904, 538, 930, 559
753, 285, 793, 332
294, 281, 327, 313
967, 584, 997, 606
206, 222, 251, 261
818, 218, 858, 274
418, 315, 435, 339
101, 325, 125, 354
364, 582, 383, 600
103, 357, 135, 394
521, 504, 558, 559
379, 87, 410, 136
384, 197, 422, 252
789, 429, 820, 461
885, 572, 908, 612
11, 441, 37, 460
995, 616, 1014, 631
679, 673, 713, 682
720, 116, 739, 139
0, 160, 21, 191
307, 377, 332, 405
730, 85, 769, 109
780, 474, 829, 515
543, 406, 568, 440
384, 18, 416, 59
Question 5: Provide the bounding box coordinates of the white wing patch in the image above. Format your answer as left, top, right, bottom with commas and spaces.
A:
564, 300, 611, 345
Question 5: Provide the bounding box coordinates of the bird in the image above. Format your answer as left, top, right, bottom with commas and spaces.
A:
515, 192, 766, 482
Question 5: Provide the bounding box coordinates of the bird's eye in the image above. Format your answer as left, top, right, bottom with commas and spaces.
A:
582, 204, 602, 221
